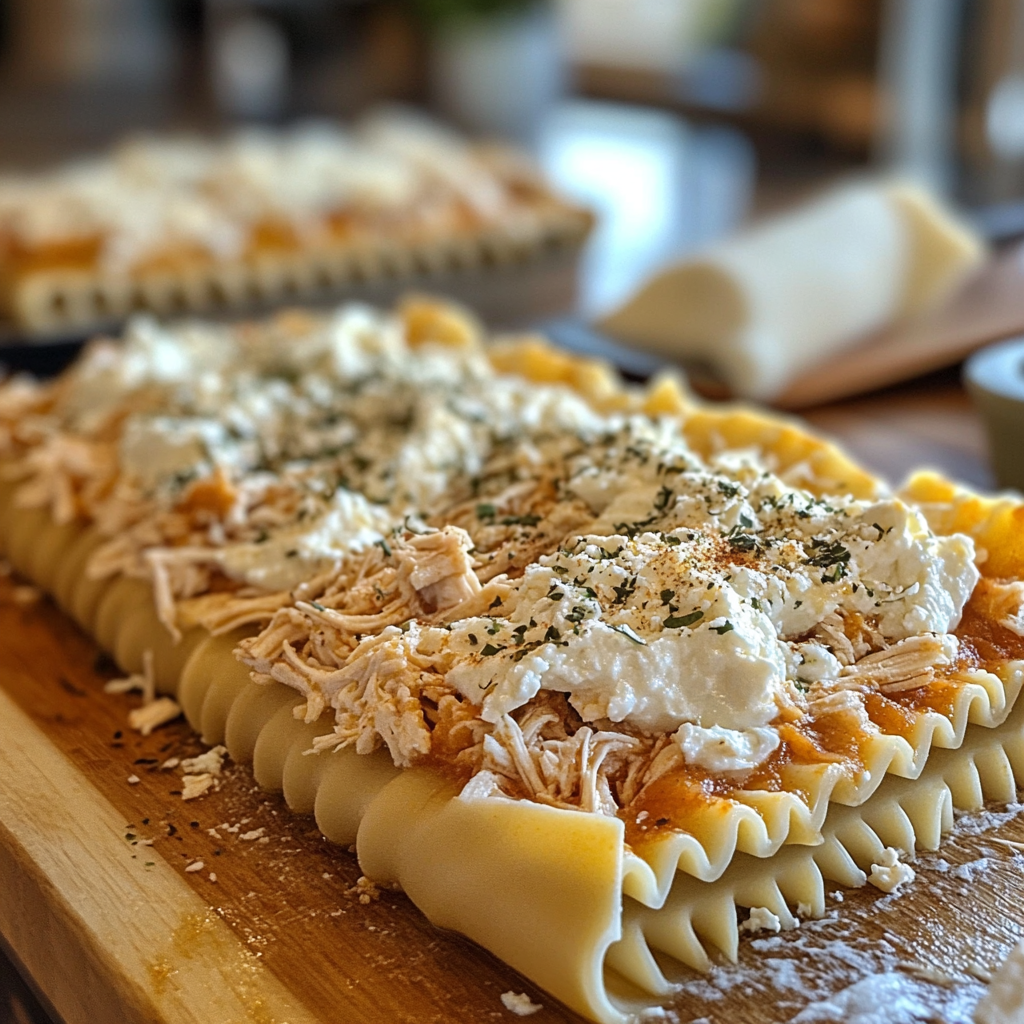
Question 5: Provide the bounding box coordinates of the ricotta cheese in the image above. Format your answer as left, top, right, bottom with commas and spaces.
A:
445, 418, 977, 765
219, 489, 394, 591
674, 723, 781, 773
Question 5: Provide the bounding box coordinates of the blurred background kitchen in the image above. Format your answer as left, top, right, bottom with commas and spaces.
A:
0, 0, 1022, 316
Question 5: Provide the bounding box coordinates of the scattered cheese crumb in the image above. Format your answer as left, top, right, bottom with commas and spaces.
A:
500, 991, 542, 1016
181, 745, 228, 777
185, 860, 205, 873
346, 876, 381, 904
796, 902, 814, 919
209, 873, 217, 883
221, 822, 241, 833
160, 757, 180, 770
12, 585, 41, 605
206, 828, 222, 839
240, 828, 267, 841
740, 907, 782, 934
181, 774, 214, 800
868, 847, 915, 893
831, 890, 845, 902
128, 696, 182, 736
127, 775, 141, 785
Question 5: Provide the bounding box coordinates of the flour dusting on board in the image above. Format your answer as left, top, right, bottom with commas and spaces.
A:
789, 972, 942, 1022
657, 801, 1024, 1022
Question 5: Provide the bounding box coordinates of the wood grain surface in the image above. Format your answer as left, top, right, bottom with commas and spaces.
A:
0, 386, 1019, 1024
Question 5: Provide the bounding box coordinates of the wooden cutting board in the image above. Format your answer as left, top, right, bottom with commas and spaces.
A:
1, 573, 1023, 1024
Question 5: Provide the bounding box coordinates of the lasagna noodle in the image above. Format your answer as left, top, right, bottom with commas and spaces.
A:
3, 450, 1024, 1023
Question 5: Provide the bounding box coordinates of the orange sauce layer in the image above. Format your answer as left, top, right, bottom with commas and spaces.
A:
246, 218, 300, 256
624, 586, 1024, 847
7, 235, 104, 276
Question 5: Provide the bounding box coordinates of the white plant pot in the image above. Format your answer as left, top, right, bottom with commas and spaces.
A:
430, 4, 565, 143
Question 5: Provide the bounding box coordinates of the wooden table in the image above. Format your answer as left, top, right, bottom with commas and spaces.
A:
0, 370, 1018, 1024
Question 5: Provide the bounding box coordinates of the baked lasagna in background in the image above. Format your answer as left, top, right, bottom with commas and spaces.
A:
0, 113, 592, 335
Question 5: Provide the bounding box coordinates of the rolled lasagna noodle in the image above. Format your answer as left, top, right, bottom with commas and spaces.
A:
600, 180, 984, 400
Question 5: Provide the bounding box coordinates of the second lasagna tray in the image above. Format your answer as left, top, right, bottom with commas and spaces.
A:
0, 109, 592, 341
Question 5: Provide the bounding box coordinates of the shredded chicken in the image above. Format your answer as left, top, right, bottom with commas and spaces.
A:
842, 633, 957, 694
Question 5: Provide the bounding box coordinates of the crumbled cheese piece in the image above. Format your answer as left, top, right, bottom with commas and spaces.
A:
500, 991, 542, 1016
868, 847, 915, 893
239, 827, 266, 841
674, 723, 780, 773
127, 696, 182, 736
796, 902, 814, 919
831, 890, 845, 902
184, 860, 204, 873
108, 648, 157, 705
12, 585, 41, 605
635, 1009, 679, 1023
105, 675, 145, 696
126, 774, 140, 784
346, 875, 381, 905
740, 907, 782, 934
180, 745, 228, 777
160, 757, 180, 770
209, 873, 217, 883
181, 774, 215, 800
